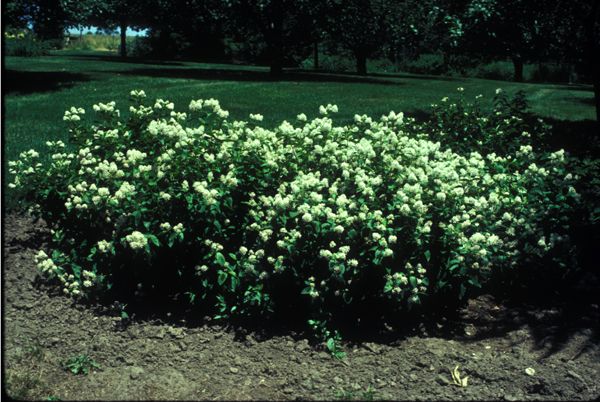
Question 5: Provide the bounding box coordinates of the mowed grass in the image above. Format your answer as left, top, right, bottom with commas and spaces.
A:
4, 50, 596, 165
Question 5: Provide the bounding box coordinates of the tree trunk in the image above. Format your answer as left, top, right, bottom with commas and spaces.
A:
313, 41, 319, 70
391, 45, 398, 69
512, 55, 524, 82
442, 51, 451, 71
119, 22, 127, 58
590, 4, 599, 124
270, 55, 283, 76
594, 80, 600, 124
537, 60, 545, 81
356, 52, 367, 75
268, 6, 283, 78
591, 44, 600, 124
269, 30, 283, 77
584, 0, 600, 126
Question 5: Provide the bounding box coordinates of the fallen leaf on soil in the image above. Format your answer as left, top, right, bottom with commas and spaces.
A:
451, 365, 469, 387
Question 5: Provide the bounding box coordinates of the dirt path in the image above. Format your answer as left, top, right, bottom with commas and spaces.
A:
3, 213, 599, 401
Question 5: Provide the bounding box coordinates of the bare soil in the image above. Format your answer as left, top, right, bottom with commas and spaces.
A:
3, 212, 600, 401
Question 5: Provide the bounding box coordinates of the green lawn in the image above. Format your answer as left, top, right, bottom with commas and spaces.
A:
4, 50, 596, 164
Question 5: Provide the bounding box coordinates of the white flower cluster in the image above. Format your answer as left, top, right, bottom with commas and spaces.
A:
93, 101, 120, 118
97, 240, 112, 253
125, 231, 148, 250
173, 223, 184, 234
319, 104, 338, 115
193, 180, 219, 205
189, 98, 229, 118
7, 149, 43, 188
63, 107, 85, 122
35, 250, 58, 274
34, 250, 88, 296
130, 89, 146, 99
93, 128, 119, 141
114, 181, 135, 200
154, 99, 175, 110
65, 180, 93, 210
125, 149, 147, 166
130, 103, 154, 119
82, 270, 97, 288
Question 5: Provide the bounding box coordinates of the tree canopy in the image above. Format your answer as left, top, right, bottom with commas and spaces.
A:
3, 0, 599, 120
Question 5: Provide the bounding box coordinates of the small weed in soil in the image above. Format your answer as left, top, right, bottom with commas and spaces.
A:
61, 354, 100, 375
5, 340, 51, 400
335, 385, 377, 400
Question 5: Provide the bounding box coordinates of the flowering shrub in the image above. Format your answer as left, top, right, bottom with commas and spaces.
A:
9, 89, 581, 353
422, 88, 552, 156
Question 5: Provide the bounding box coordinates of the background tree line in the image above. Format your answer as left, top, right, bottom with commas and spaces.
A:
3, 0, 599, 120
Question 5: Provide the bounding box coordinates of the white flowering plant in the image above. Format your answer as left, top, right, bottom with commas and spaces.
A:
425, 88, 552, 156
9, 89, 582, 354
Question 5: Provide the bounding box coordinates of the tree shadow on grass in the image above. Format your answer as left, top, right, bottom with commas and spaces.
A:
362, 71, 457, 82
298, 68, 459, 82
71, 52, 451, 84
578, 97, 596, 106
551, 83, 594, 92
68, 53, 185, 67
4, 70, 90, 95
116, 66, 407, 86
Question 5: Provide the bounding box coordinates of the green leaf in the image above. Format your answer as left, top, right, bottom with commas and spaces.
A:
147, 234, 160, 247
342, 293, 353, 304
86, 247, 97, 261
168, 232, 176, 247
71, 264, 82, 278
468, 277, 481, 288
132, 210, 142, 224
217, 270, 227, 285
215, 252, 227, 267
186, 292, 196, 304
230, 276, 238, 291
334, 350, 347, 360
326, 338, 335, 352
424, 250, 431, 262
459, 284, 467, 299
